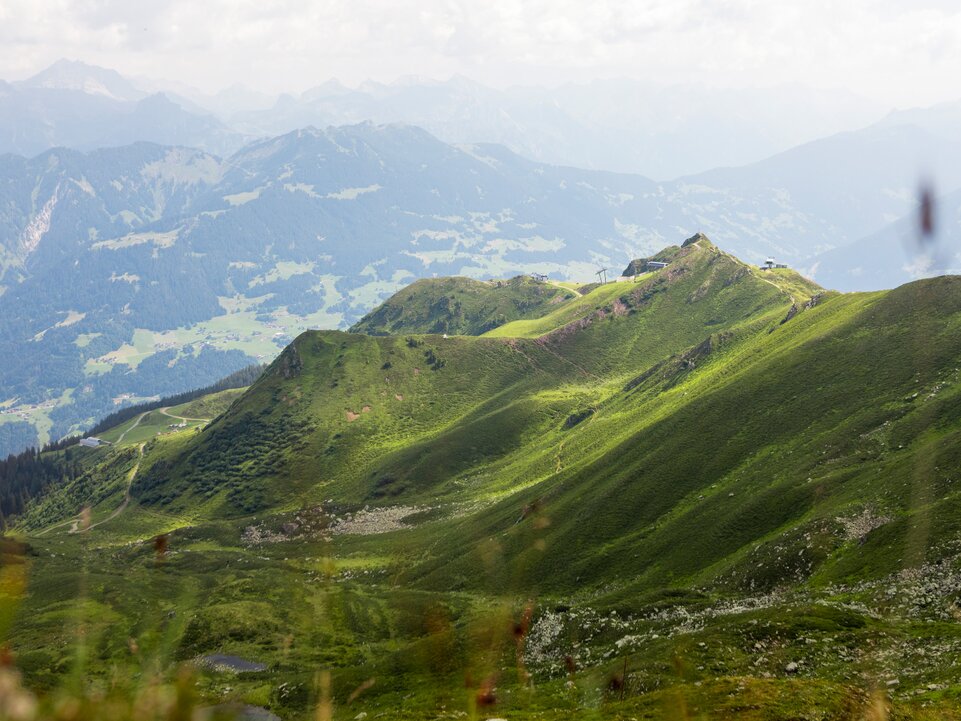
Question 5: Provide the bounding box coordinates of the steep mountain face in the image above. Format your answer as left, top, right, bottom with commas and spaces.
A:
0, 143, 223, 272
0, 143, 237, 453
14, 241, 961, 718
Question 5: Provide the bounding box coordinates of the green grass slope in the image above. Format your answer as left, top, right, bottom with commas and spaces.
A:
485, 237, 822, 341
413, 277, 961, 596
349, 275, 575, 336
124, 239, 816, 519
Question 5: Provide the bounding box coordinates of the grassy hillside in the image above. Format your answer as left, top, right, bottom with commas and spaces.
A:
414, 279, 961, 594
7, 237, 961, 720
122, 238, 816, 518
349, 275, 575, 336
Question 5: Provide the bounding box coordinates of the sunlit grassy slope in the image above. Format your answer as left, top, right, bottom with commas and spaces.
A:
10, 236, 961, 719
349, 275, 575, 336
481, 280, 638, 338
124, 238, 826, 517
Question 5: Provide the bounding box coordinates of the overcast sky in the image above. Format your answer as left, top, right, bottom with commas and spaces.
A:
1, 0, 958, 108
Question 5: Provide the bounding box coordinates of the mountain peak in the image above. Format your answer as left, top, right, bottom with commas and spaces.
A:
42, 58, 101, 73
682, 231, 711, 247
135, 92, 179, 109
300, 79, 351, 102
21, 58, 146, 102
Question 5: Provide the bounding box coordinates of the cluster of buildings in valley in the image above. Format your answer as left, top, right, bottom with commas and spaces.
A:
112, 393, 161, 406
0, 399, 56, 421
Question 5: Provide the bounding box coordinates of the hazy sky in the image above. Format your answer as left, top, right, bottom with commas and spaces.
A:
1, 0, 959, 107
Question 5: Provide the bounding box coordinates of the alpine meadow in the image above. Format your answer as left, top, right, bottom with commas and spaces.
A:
3, 4, 961, 720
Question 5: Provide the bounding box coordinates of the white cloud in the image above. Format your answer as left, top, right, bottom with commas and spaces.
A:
0, 0, 958, 107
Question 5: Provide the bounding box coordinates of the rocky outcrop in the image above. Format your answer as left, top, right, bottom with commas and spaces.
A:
780, 303, 799, 325
277, 342, 303, 379
804, 293, 824, 310
682, 231, 710, 247
620, 244, 684, 277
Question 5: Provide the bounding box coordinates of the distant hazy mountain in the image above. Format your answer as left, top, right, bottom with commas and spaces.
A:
0, 60, 246, 157
810, 186, 961, 291
132, 76, 277, 118
787, 103, 961, 291
878, 99, 961, 145
231, 76, 884, 179
672, 122, 961, 265
0, 60, 934, 185
201, 84, 278, 117
20, 58, 147, 102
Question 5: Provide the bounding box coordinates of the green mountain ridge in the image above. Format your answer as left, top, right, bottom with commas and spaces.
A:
349, 275, 576, 336
7, 236, 961, 719
124, 237, 817, 516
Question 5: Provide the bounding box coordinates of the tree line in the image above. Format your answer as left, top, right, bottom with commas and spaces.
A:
0, 437, 82, 526
88, 362, 266, 435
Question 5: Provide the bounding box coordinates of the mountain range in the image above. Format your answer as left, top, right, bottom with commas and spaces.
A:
0, 59, 890, 178
7, 238, 961, 718
226, 76, 885, 180
0, 60, 245, 158
1, 115, 960, 456
0, 60, 959, 457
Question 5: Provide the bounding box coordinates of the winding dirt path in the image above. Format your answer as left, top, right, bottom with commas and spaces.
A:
34, 407, 207, 537
158, 407, 211, 423
34, 517, 77, 536
534, 339, 602, 381
115, 411, 149, 444
80, 442, 145, 533
35, 442, 145, 536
